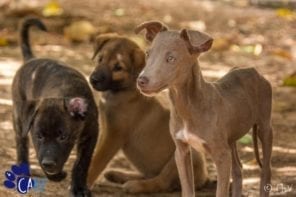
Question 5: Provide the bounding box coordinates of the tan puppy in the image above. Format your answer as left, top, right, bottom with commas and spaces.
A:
87, 34, 209, 193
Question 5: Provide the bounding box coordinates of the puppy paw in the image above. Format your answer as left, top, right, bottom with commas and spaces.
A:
46, 171, 67, 182
123, 180, 145, 193
104, 170, 126, 184
70, 187, 91, 197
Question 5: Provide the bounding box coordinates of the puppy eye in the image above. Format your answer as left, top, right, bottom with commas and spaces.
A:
58, 130, 68, 141
113, 63, 122, 71
98, 56, 103, 63
59, 134, 68, 141
37, 133, 44, 140
167, 55, 176, 63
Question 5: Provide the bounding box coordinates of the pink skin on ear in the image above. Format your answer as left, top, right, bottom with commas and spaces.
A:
68, 98, 88, 117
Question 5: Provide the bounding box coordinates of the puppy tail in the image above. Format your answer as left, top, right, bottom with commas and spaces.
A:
20, 18, 47, 62
252, 124, 262, 168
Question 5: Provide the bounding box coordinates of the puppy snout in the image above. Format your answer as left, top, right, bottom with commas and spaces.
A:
90, 74, 106, 84
137, 76, 149, 88
42, 158, 57, 170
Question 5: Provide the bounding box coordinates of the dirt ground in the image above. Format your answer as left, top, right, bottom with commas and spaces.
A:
0, 0, 295, 196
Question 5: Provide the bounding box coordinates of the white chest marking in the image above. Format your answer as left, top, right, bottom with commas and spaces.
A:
175, 125, 190, 143
175, 125, 206, 151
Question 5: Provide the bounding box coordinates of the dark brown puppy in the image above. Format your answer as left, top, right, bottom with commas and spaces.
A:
12, 18, 98, 197
87, 34, 209, 193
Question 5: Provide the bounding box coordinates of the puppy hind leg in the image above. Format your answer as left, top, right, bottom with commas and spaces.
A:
123, 176, 170, 194
231, 143, 242, 197
258, 123, 273, 197
212, 148, 232, 197
123, 154, 179, 193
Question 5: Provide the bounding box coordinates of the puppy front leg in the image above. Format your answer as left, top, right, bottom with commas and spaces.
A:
13, 108, 29, 164
70, 122, 98, 197
14, 125, 29, 164
88, 129, 124, 187
175, 140, 195, 197
15, 131, 29, 163
170, 112, 195, 197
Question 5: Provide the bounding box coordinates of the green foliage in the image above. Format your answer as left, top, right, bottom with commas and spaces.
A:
283, 75, 296, 87
239, 134, 253, 145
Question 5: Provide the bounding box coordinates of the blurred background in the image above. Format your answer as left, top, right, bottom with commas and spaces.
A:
0, 0, 295, 196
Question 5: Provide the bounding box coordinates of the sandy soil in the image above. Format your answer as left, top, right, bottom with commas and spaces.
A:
0, 0, 295, 196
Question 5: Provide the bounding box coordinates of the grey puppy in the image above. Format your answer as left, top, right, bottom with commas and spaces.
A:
136, 21, 272, 197
12, 18, 98, 197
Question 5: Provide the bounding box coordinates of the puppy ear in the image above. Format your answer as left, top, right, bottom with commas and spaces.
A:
92, 33, 118, 60
180, 29, 213, 54
134, 21, 168, 42
22, 100, 38, 137
65, 97, 88, 120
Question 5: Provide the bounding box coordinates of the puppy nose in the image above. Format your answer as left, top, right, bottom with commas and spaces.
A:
137, 76, 149, 87
42, 158, 56, 169
90, 75, 105, 84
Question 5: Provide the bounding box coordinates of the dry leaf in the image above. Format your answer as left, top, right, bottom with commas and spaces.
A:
246, 158, 258, 165
182, 21, 206, 31
212, 37, 232, 51
283, 72, 296, 87
230, 44, 263, 55
163, 14, 173, 23
64, 21, 96, 42
271, 49, 293, 60
253, 44, 263, 56
42, 0, 63, 17
0, 37, 8, 46
276, 8, 295, 20
114, 8, 125, 17
0, 30, 17, 46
